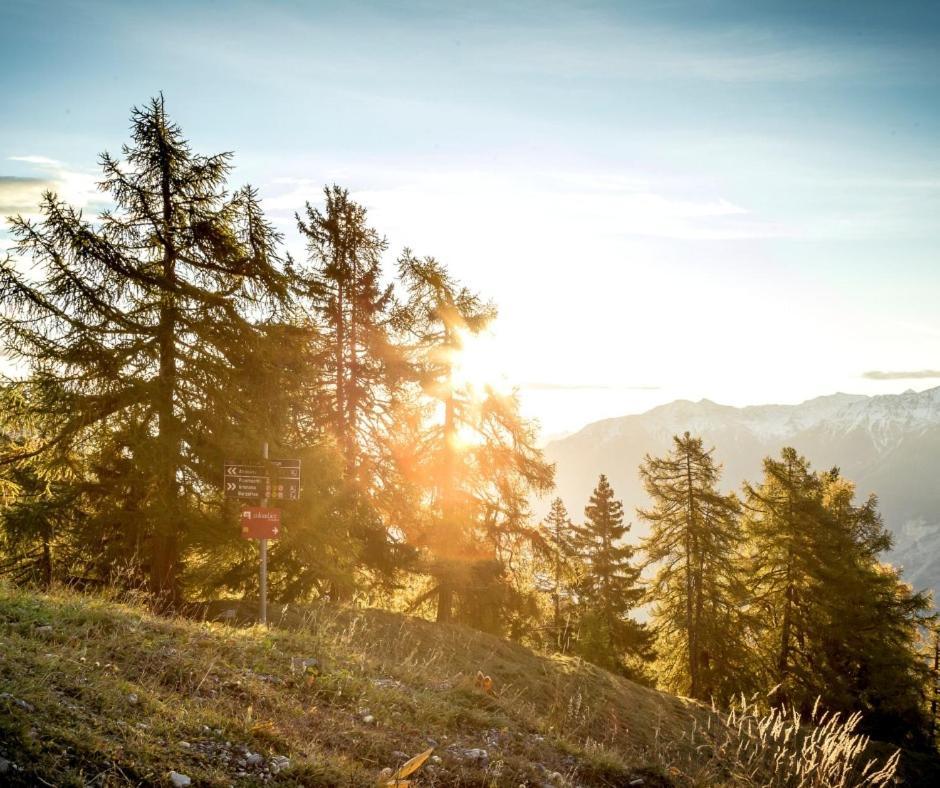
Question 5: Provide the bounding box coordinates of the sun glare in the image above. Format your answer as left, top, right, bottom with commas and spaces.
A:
450, 328, 512, 396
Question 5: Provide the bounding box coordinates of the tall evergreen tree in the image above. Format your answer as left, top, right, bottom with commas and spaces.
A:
396, 252, 553, 630
294, 187, 408, 591
539, 497, 579, 651
572, 474, 649, 675
639, 433, 748, 701
295, 186, 400, 480
743, 449, 933, 746
0, 96, 286, 602
742, 448, 827, 702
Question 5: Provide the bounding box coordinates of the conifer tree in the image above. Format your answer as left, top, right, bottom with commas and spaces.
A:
295, 186, 400, 480
639, 433, 748, 701
742, 449, 933, 745
572, 474, 649, 674
742, 448, 827, 703
0, 96, 286, 602
539, 497, 579, 651
294, 187, 408, 591
396, 251, 553, 629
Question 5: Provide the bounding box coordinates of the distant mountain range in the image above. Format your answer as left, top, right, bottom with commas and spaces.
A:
543, 387, 940, 600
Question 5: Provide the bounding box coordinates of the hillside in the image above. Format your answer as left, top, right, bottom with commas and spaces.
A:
544, 387, 940, 598
0, 585, 916, 787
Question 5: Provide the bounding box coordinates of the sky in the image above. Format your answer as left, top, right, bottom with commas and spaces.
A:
2, 0, 939, 437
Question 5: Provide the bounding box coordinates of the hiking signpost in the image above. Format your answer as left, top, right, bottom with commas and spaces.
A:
225, 444, 301, 625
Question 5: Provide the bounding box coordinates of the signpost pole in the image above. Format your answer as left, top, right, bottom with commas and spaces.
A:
260, 441, 268, 626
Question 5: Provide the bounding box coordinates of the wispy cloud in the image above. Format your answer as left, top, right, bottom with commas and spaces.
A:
1, 156, 101, 223
261, 168, 788, 246
862, 369, 940, 380
0, 176, 55, 215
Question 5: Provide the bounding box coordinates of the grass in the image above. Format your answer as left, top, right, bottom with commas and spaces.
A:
0, 584, 912, 786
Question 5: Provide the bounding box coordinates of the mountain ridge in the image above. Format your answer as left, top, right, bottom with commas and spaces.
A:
543, 385, 940, 599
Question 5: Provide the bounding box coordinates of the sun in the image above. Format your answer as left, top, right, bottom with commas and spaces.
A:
449, 327, 512, 396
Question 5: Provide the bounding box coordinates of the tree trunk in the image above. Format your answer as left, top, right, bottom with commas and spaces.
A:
436, 581, 453, 623
685, 452, 699, 698
151, 102, 181, 606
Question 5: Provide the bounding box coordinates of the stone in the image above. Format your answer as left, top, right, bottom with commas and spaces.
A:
269, 755, 290, 774
127, 693, 138, 705
392, 751, 408, 761
246, 752, 263, 765
0, 757, 10, 774
361, 714, 375, 724
430, 755, 442, 765
169, 771, 191, 787
178, 741, 190, 749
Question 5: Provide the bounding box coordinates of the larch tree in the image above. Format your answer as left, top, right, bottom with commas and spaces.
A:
573, 474, 649, 675
0, 96, 287, 602
396, 251, 554, 630
294, 186, 409, 593
742, 448, 933, 746
742, 448, 823, 703
639, 432, 749, 701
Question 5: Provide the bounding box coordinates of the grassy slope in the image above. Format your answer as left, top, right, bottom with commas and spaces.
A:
0, 585, 920, 787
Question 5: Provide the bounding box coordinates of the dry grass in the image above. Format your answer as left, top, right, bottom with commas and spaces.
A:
644, 695, 901, 787
0, 584, 910, 786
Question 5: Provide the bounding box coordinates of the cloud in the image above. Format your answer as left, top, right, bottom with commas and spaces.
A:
862, 369, 940, 380
1, 156, 101, 222
0, 176, 55, 215
9, 155, 62, 167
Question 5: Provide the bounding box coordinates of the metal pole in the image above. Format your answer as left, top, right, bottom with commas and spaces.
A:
260, 440, 269, 626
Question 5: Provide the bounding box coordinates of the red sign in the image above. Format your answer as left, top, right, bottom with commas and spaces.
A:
240, 507, 282, 540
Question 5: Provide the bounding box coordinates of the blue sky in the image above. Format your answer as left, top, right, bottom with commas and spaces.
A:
2, 0, 940, 434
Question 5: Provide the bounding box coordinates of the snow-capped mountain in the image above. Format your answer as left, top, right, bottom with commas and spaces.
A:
543, 386, 940, 599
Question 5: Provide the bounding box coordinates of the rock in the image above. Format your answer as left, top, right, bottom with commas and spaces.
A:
127, 693, 138, 705
629, 780, 644, 786
0, 757, 10, 774
290, 656, 319, 672
246, 752, 263, 765
464, 748, 488, 764
169, 771, 191, 787
426, 737, 438, 747
361, 714, 375, 724
178, 741, 190, 748
430, 755, 442, 765
269, 755, 290, 774
391, 750, 408, 761
35, 625, 53, 635
0, 693, 35, 713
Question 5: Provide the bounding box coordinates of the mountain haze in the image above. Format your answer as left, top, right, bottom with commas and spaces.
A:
543, 386, 940, 599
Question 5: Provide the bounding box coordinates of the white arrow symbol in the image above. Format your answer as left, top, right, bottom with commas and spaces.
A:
226, 482, 236, 491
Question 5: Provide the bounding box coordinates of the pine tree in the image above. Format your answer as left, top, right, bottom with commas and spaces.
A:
639, 433, 748, 701
0, 96, 286, 602
294, 186, 408, 593
396, 251, 553, 630
742, 450, 933, 746
295, 186, 400, 480
572, 474, 649, 674
742, 448, 831, 704
539, 497, 579, 651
